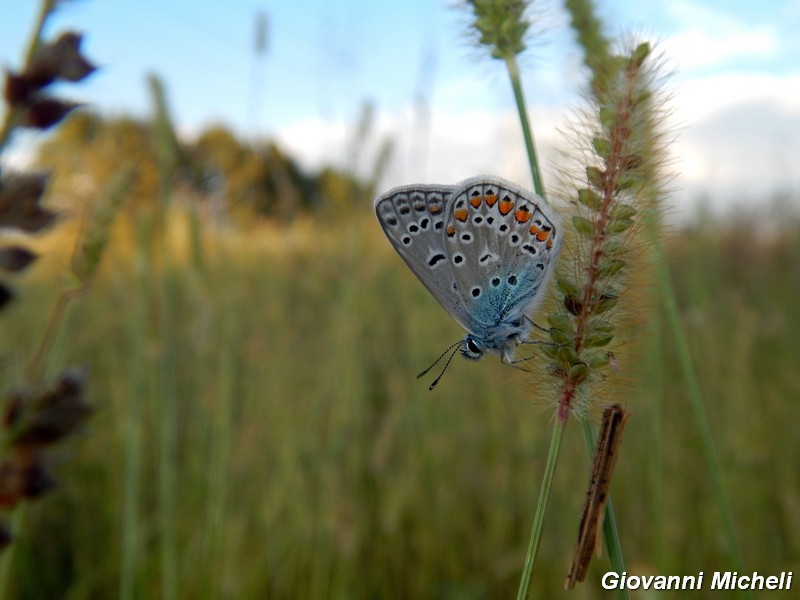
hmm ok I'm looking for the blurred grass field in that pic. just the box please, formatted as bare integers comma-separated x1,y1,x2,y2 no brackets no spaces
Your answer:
1,200,798,598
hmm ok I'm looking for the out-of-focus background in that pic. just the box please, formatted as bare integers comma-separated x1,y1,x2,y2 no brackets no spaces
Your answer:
0,0,798,598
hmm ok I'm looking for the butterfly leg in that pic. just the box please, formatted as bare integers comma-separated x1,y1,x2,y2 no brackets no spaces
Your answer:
523,314,549,334
499,346,539,370
519,315,559,348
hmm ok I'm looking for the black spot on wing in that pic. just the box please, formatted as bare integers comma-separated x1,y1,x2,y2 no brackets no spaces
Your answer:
427,253,446,267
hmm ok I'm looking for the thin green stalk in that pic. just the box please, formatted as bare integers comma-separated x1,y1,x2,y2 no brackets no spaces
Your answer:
151,73,179,599
119,211,152,600
516,417,565,600
655,238,749,596
581,418,629,600
158,253,178,600
206,289,237,593
504,55,545,197
645,310,666,567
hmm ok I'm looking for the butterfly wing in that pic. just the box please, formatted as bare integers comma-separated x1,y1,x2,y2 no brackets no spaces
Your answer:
374,184,474,331
443,176,562,331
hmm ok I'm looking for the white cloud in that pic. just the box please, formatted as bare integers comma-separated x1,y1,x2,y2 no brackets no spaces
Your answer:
662,1,779,71
275,117,350,171
274,104,568,189
671,96,800,200
674,72,800,124
666,71,800,203
275,78,800,221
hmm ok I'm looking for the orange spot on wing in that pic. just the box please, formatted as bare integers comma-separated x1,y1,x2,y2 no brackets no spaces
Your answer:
430,204,442,214
446,225,456,237
536,230,550,242
485,193,498,207
514,207,532,223
546,238,553,249
530,225,541,236
469,195,482,208
454,208,468,222
498,200,514,215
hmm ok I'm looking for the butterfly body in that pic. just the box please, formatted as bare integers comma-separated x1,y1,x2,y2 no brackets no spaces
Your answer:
375,175,561,366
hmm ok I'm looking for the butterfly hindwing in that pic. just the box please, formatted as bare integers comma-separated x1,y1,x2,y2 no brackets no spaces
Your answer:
444,176,561,331
374,184,473,330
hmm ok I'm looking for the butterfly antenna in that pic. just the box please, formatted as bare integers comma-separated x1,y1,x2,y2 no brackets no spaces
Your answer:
417,340,462,379
425,342,463,391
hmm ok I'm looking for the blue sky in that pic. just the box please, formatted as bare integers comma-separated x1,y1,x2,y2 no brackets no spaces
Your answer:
2,0,798,216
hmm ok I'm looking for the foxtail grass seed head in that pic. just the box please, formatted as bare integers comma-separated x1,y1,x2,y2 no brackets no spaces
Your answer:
466,0,531,60
546,41,665,421
71,166,131,284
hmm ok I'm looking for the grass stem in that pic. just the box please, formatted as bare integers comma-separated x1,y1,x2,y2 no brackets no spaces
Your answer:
504,55,545,197
119,211,152,600
654,238,750,598
516,417,565,600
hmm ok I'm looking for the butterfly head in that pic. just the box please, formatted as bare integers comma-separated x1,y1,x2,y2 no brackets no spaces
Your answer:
460,334,484,360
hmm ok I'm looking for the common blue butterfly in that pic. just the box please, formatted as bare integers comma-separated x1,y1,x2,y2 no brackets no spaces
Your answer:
375,176,561,386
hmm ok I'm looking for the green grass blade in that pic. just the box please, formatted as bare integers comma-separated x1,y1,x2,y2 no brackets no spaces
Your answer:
516,417,565,600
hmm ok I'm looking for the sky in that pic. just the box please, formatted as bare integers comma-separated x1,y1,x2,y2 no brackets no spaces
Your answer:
1,0,798,218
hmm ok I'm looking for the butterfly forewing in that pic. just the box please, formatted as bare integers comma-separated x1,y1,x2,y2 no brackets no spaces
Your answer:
374,184,473,330
444,176,561,329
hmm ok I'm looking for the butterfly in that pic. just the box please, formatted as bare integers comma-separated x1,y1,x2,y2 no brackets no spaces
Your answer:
375,175,562,388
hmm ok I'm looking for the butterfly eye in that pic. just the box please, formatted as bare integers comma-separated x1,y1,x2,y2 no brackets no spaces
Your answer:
466,337,482,355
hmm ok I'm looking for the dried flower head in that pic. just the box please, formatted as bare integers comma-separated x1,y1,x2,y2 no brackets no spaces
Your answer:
0,367,92,543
